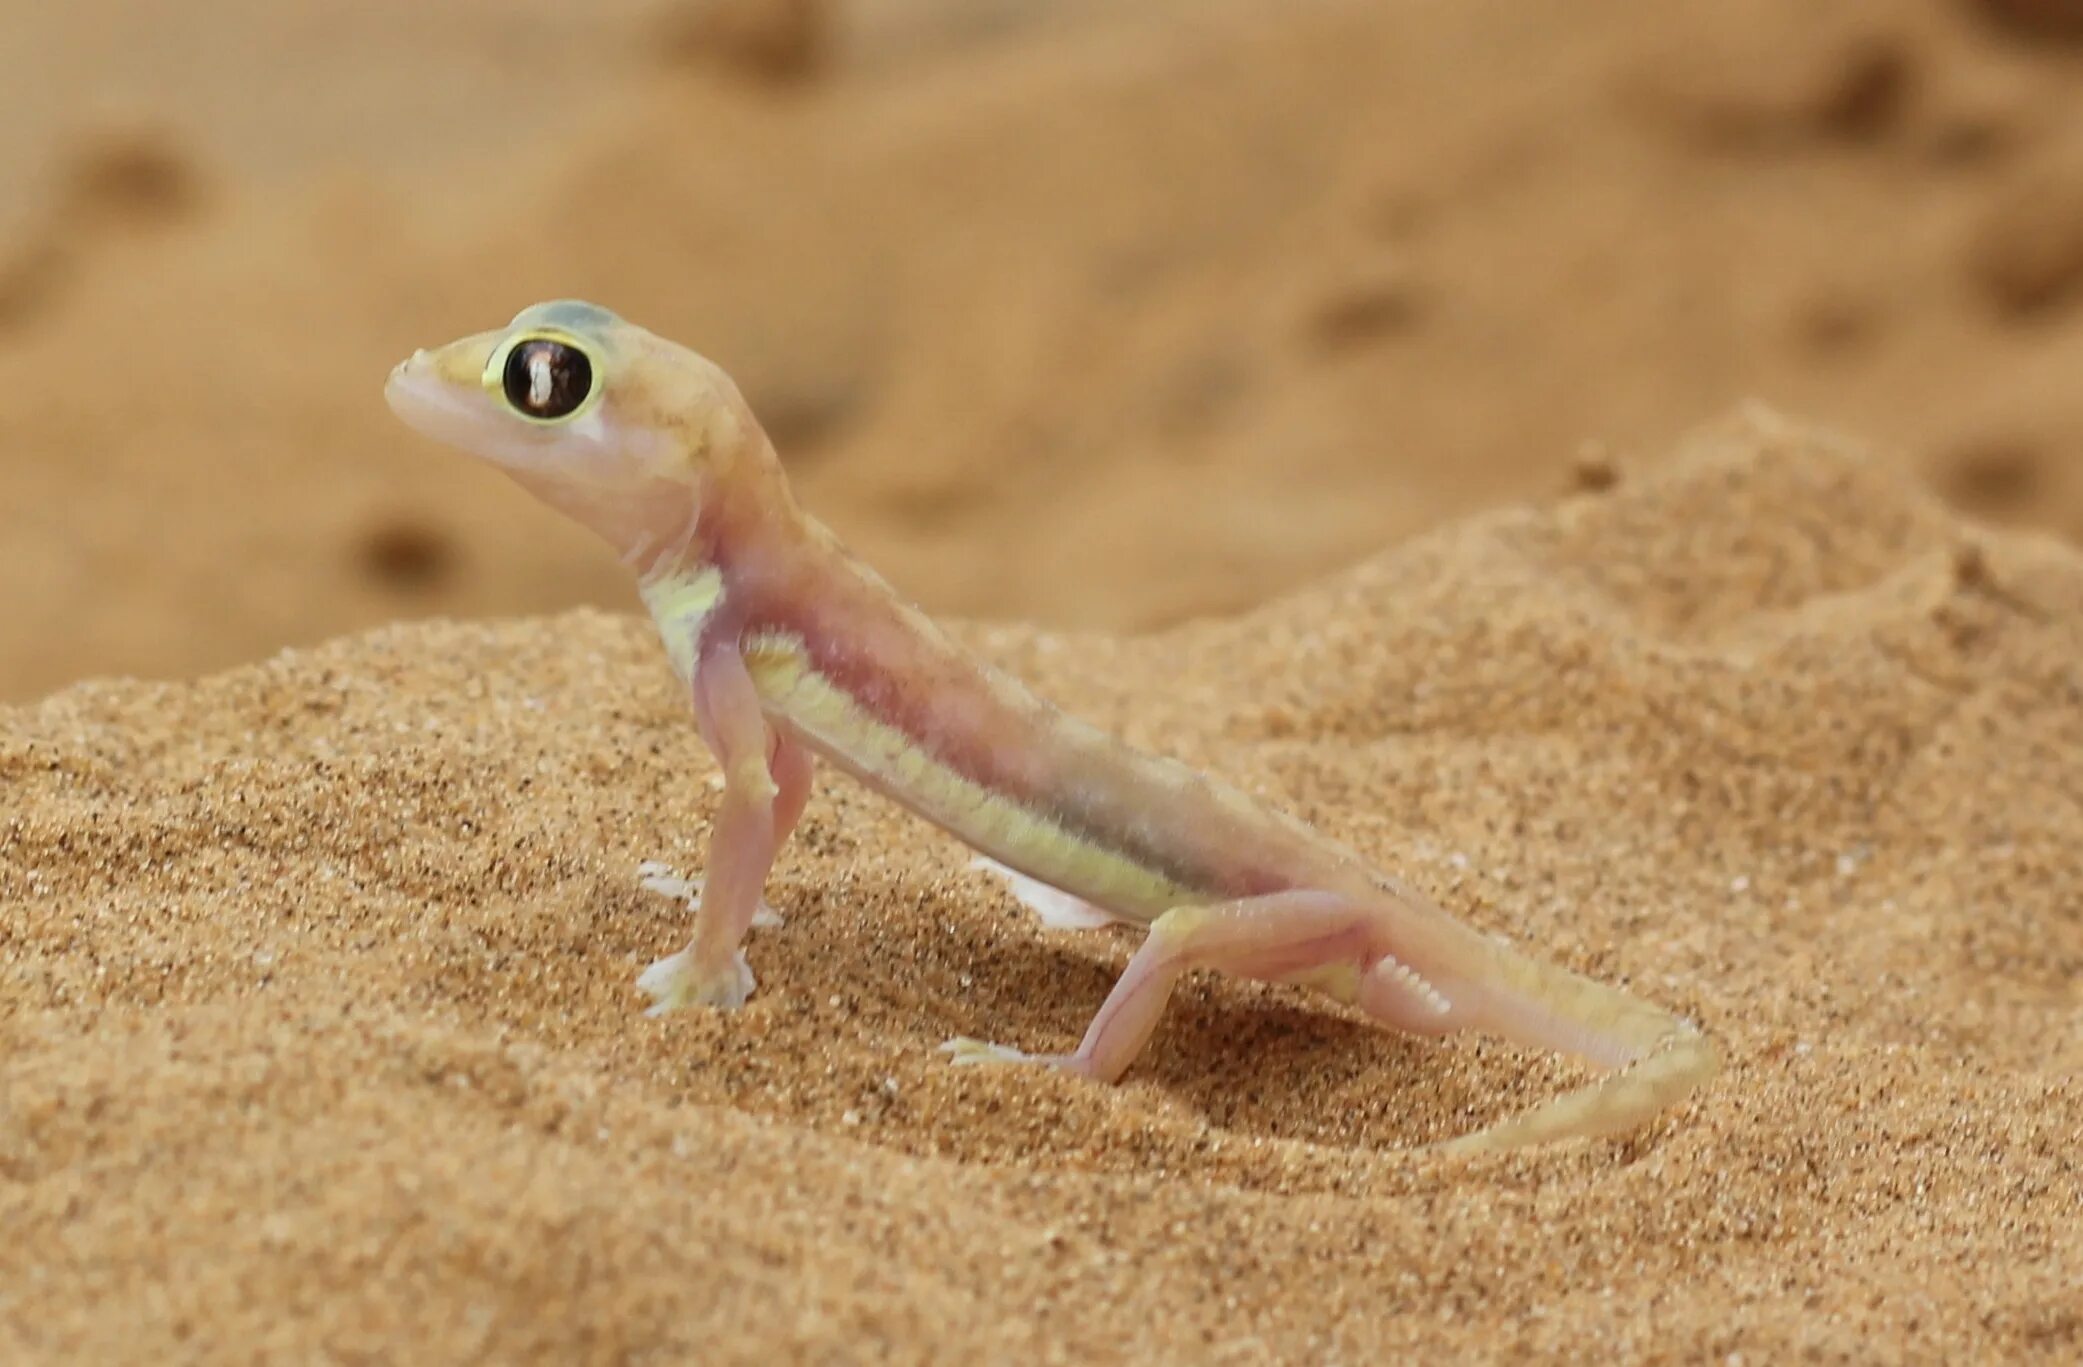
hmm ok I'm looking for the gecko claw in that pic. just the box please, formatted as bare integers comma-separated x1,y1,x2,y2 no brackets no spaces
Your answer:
638,948,756,1014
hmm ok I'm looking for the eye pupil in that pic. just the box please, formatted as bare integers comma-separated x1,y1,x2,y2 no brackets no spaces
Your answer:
501,338,592,420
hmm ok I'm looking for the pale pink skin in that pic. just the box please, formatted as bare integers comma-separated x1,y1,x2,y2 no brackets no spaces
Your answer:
386,301,1716,1154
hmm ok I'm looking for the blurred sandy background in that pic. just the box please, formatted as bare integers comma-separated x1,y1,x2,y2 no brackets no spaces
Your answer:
4,3,2083,1363
4,0,2083,701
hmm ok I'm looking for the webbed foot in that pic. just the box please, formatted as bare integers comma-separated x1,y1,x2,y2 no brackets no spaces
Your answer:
939,1037,1085,1073
638,948,756,1015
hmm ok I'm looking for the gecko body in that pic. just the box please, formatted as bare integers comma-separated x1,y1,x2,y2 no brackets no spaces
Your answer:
386,300,1716,1154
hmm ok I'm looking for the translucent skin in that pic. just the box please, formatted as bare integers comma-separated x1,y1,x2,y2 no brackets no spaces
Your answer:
387,301,1716,1154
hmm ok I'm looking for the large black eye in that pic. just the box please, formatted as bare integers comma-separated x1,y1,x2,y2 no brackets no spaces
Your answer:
501,337,594,421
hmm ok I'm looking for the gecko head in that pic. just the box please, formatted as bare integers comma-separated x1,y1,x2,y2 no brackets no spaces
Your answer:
386,300,755,560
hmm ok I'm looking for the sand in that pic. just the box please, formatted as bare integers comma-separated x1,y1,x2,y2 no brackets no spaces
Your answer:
4,0,2083,1360
4,411,2080,1360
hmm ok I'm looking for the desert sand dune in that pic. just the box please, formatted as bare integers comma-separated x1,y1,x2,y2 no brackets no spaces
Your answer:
4,412,2077,1360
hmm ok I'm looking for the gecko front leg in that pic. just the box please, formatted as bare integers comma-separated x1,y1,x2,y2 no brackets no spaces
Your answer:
638,641,809,1014
639,726,812,927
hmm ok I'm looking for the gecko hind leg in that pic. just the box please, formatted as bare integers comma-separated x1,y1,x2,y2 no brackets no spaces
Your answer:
944,882,1717,1155
1353,888,1719,1155
943,890,1380,1080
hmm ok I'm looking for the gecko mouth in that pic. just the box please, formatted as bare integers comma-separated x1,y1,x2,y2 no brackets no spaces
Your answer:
384,356,539,470
385,355,467,427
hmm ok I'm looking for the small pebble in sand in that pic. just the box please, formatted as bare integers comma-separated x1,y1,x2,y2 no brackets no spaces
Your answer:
1964,0,2083,42
354,518,458,593
1304,256,1426,352
654,0,833,85
1964,162,2083,317
1940,437,2045,518
60,118,210,227
1635,27,1918,151
1570,444,1622,494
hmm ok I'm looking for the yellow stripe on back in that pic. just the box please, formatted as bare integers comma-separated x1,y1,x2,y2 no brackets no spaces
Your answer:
741,630,1189,921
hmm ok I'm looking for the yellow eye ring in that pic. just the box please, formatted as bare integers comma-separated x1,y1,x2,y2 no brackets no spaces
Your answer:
484,330,602,424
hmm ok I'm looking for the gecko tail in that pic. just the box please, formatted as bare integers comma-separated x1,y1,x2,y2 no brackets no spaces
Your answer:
1375,902,1718,1155
1430,1018,1717,1156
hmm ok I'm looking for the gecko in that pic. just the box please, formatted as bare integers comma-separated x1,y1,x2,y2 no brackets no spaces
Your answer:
384,300,1716,1155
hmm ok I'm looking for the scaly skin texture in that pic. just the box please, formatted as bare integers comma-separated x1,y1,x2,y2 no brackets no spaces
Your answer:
386,301,1717,1154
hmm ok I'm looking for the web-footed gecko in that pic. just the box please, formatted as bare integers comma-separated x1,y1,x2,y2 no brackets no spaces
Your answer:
385,300,1715,1154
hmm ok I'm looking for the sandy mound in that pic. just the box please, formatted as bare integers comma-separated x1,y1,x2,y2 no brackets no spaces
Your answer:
3,411,2077,1360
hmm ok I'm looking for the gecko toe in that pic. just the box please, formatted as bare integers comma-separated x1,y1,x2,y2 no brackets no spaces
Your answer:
636,861,698,902
940,1037,1050,1067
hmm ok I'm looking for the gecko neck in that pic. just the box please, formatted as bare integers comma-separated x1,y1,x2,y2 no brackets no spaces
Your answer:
632,467,813,682
623,490,710,583
637,552,725,683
